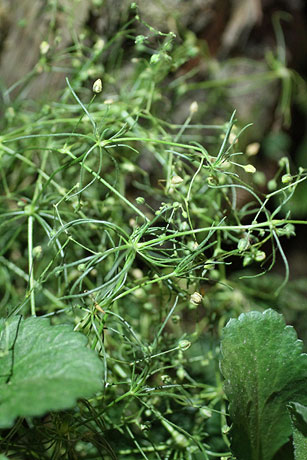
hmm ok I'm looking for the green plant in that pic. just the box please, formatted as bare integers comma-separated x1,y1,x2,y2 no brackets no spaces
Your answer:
0,316,103,428
0,5,307,459
220,309,307,460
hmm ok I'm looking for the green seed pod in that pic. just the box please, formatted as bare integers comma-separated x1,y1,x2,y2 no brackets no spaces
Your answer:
277,223,295,238
77,264,86,272
178,340,191,351
254,250,266,262
268,179,277,191
243,254,253,267
281,173,292,184
238,237,250,252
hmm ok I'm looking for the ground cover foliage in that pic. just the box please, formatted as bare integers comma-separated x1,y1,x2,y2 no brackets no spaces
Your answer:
1,3,307,459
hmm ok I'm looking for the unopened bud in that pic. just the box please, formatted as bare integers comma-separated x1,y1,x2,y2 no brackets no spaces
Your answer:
94,38,105,51
171,175,184,185
268,179,277,191
132,268,143,279
246,142,260,156
189,101,198,114
93,78,102,93
40,41,50,55
281,174,292,184
278,156,289,168
243,164,256,174
33,245,42,259
254,250,266,262
190,292,203,305
238,237,250,252
229,131,238,144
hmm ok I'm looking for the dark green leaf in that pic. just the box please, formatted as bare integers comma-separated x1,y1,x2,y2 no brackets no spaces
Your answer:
0,316,104,428
220,309,307,460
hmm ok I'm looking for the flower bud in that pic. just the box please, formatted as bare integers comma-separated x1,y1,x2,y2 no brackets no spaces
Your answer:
40,41,50,55
268,179,277,191
189,101,198,114
246,142,260,156
190,292,203,305
254,250,266,262
281,174,292,184
33,246,42,259
93,78,102,93
243,164,256,174
238,237,250,252
171,175,184,185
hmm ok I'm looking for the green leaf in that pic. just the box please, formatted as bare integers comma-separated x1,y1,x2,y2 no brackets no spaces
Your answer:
0,316,104,428
220,309,307,460
289,402,307,460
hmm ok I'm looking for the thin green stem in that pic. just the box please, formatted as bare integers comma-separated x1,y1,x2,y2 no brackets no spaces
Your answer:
65,150,149,221
137,220,285,250
28,215,36,316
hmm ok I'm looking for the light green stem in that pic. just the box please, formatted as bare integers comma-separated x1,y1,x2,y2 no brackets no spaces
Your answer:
28,215,36,316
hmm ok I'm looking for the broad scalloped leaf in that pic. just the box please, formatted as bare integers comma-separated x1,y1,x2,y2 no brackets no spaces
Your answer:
0,316,104,428
220,309,307,460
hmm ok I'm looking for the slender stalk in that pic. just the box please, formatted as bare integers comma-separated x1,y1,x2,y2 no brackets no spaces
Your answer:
28,215,36,316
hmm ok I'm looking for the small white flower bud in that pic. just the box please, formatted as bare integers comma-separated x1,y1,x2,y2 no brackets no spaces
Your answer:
190,292,203,305
94,38,105,51
254,250,266,262
93,78,102,94
171,175,184,185
246,142,260,156
189,101,198,114
229,132,238,144
243,164,256,174
132,268,143,279
33,245,42,259
40,41,50,55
